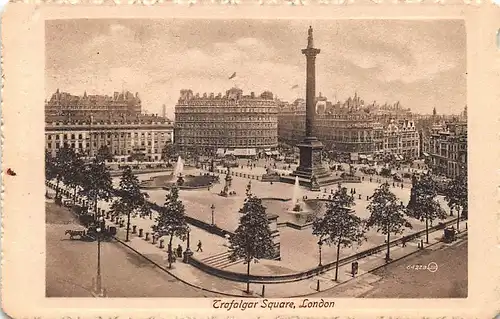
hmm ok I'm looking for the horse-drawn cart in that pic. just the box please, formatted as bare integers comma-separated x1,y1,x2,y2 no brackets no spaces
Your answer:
85,225,117,242
65,222,116,242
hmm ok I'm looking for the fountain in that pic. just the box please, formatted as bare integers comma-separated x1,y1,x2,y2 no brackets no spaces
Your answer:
139,155,215,190
291,176,301,211
172,156,184,181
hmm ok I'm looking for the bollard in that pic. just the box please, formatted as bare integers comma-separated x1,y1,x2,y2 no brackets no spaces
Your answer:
145,232,150,241
159,239,165,249
358,194,361,199
261,285,265,297
465,222,468,230
139,228,144,237
132,225,137,234
366,196,369,201
420,239,424,249
152,236,157,245
316,279,320,291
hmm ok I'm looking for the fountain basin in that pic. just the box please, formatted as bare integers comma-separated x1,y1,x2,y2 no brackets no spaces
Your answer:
140,174,218,190
261,198,325,230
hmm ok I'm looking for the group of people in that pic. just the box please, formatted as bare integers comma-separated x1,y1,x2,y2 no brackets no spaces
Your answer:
169,240,204,262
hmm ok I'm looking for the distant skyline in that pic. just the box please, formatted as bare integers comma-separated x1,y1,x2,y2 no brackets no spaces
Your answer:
46,19,466,119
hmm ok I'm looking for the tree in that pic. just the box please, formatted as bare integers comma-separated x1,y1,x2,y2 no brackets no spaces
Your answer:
161,142,176,161
153,187,189,269
80,157,113,219
45,150,57,181
97,145,113,162
366,182,412,261
312,185,366,281
228,194,275,294
65,154,85,202
45,150,57,197
52,144,77,201
407,173,446,243
110,166,151,241
444,169,468,232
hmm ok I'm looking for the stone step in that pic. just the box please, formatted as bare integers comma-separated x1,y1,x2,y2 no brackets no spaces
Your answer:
200,251,231,263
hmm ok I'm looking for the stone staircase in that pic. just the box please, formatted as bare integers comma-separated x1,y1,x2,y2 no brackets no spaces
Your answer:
200,251,244,269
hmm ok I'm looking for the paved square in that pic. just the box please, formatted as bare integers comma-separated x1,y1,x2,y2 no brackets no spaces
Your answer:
109,167,454,275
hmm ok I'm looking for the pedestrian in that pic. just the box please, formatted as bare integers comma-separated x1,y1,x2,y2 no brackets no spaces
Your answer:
196,240,203,252
402,237,407,247
176,244,183,257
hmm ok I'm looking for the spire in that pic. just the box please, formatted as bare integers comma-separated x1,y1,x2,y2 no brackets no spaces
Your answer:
433,107,437,117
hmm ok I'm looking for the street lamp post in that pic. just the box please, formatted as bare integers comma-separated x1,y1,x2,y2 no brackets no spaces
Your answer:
210,204,215,226
183,230,193,263
318,239,323,267
94,217,105,297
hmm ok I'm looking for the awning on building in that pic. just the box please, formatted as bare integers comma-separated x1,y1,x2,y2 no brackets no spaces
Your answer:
359,155,367,159
265,151,272,156
234,148,256,156
423,152,429,157
366,155,373,161
225,150,235,156
216,148,225,156
271,151,280,155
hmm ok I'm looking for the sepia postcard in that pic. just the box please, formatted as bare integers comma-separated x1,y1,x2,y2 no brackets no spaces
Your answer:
1,2,500,319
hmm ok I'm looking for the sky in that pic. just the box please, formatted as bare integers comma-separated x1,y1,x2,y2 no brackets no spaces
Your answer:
46,19,466,119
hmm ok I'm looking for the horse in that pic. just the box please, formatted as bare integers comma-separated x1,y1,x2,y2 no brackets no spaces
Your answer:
65,230,86,240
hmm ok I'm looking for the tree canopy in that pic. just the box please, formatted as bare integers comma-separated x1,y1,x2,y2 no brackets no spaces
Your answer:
366,182,412,235
80,157,113,215
407,173,446,242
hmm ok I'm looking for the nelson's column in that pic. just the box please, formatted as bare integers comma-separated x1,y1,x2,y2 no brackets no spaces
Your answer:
291,26,334,188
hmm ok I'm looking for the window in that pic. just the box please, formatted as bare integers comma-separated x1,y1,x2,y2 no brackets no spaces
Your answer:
48,135,52,140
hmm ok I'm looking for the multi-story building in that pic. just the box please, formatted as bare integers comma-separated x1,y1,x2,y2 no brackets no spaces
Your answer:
278,97,420,161
46,89,142,117
45,115,174,162
174,88,278,156
425,121,467,178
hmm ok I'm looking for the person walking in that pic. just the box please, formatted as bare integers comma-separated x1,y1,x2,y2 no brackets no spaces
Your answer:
176,244,183,257
196,240,203,252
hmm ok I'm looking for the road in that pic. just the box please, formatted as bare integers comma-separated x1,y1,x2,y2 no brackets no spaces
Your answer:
46,200,219,297
314,238,467,298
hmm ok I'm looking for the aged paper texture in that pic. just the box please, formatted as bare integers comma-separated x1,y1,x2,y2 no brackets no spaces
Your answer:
1,2,500,318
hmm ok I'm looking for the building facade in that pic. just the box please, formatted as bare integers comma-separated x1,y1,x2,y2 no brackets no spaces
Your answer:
425,121,467,178
45,115,174,162
174,88,278,156
46,89,142,117
382,119,420,159
278,103,420,161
